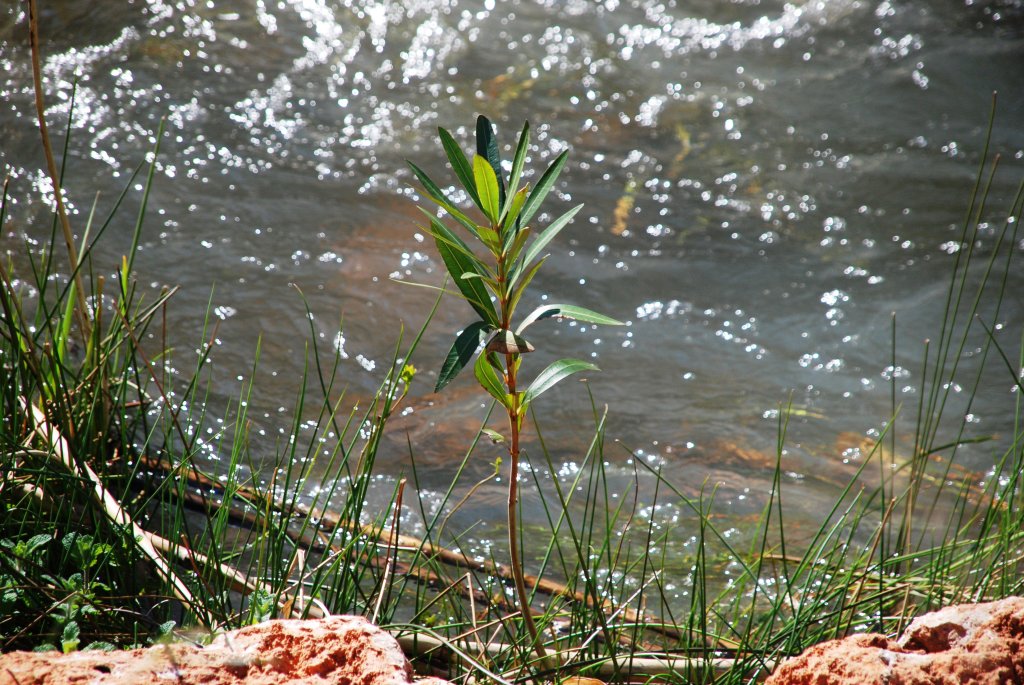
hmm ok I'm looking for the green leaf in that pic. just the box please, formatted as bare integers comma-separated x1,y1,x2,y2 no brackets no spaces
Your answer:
507,120,530,200
516,303,624,335
419,211,491,276
474,351,509,407
436,321,491,392
434,236,500,326
61,622,81,653
438,127,482,210
23,534,52,557
476,224,502,252
407,161,483,240
82,642,117,652
522,358,598,407
511,203,583,285
500,186,529,237
507,256,547,316
476,115,506,209
473,154,500,224
485,328,535,354
459,269,500,292
503,225,531,263
482,428,505,444
518,149,568,229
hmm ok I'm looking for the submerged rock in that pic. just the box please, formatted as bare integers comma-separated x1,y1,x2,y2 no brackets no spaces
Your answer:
0,615,452,685
767,597,1024,685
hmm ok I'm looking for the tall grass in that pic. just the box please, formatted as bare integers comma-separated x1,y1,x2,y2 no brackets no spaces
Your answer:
2,10,1023,682
0,8,417,648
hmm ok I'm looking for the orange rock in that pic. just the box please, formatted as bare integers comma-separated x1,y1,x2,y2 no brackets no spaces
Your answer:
767,597,1024,685
0,615,452,685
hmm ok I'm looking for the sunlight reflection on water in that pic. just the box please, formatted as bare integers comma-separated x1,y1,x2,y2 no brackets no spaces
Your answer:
1,0,1022,558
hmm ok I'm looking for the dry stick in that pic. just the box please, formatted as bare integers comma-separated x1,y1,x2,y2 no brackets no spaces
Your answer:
138,453,682,641
136,458,763,678
394,632,760,681
26,403,206,623
141,460,507,614
27,0,91,342
24,404,328,626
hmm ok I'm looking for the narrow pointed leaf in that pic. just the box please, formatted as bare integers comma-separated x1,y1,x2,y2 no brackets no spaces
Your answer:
516,303,624,335
503,225,532,263
476,115,506,209
476,223,502,252
473,154,500,224
511,203,583,284
507,121,530,200
518,149,568,228
522,358,598,406
408,161,483,239
474,351,509,407
460,271,500,290
507,255,547,316
418,208,472,253
500,186,529,236
435,236,499,326
439,127,482,210
419,210,491,276
436,321,491,392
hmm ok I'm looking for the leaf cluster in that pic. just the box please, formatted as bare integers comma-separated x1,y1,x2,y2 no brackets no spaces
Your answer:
408,116,622,416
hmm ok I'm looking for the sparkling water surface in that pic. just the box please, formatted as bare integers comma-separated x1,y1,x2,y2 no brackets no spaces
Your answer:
2,0,1023,557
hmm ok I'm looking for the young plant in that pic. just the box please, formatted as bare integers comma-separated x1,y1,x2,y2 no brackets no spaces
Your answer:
407,116,623,659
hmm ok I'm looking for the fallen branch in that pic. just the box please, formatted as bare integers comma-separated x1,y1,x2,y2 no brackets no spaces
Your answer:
23,402,326,626
27,403,203,621
138,453,682,641
394,630,772,681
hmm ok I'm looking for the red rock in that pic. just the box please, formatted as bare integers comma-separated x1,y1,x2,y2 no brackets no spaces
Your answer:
766,597,1024,685
0,615,452,685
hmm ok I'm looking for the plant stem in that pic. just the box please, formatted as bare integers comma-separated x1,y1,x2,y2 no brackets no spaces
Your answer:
497,248,548,664
504,352,549,663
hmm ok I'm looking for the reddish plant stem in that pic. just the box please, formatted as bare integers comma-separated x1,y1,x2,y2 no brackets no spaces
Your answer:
497,250,549,664
504,352,548,662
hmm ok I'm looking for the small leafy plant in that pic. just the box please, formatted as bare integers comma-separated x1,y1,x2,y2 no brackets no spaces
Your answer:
407,115,622,659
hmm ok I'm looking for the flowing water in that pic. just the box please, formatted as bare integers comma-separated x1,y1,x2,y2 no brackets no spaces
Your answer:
2,1,1023,557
